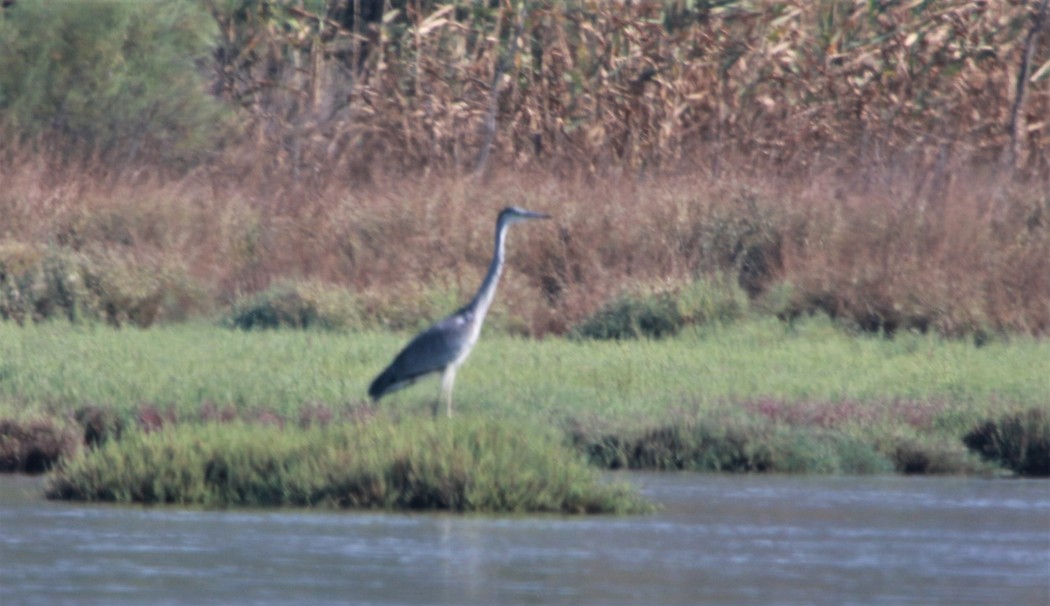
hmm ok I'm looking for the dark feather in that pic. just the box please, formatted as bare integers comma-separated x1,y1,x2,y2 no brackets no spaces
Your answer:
368,310,472,401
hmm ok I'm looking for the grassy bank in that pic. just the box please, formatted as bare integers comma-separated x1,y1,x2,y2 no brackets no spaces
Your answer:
2,319,1047,487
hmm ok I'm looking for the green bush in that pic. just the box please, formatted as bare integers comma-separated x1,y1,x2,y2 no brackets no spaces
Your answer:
695,190,784,298
880,435,989,475
963,408,1050,476
0,245,91,324
571,291,682,340
45,418,653,514
675,275,749,326
571,276,747,340
224,281,360,331
74,405,126,448
0,0,225,167
0,246,201,327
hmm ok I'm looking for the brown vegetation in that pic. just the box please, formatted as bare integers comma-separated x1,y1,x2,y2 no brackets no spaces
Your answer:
2,154,1046,338
200,0,1050,177
1,1,1048,337
0,417,81,474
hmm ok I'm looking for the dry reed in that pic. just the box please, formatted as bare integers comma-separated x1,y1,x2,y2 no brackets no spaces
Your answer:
2,1,1048,336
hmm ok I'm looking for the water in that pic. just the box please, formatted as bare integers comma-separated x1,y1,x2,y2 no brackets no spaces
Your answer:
2,473,1048,606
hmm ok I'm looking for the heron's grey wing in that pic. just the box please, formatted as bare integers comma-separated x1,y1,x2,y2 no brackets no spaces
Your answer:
368,309,474,400
391,311,472,377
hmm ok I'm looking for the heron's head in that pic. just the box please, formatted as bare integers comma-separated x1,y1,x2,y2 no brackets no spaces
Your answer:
499,206,551,226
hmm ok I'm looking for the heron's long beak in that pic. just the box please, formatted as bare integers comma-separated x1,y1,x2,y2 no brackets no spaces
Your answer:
526,210,552,220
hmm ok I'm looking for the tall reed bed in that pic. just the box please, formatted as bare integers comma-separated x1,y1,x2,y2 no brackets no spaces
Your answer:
200,0,1049,176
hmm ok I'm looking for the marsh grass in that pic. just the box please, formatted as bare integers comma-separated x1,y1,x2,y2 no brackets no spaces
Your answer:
2,319,1046,479
3,318,1044,423
569,415,890,474
45,417,652,514
568,407,996,476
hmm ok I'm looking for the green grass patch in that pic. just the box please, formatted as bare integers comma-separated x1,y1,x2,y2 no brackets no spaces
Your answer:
45,417,651,514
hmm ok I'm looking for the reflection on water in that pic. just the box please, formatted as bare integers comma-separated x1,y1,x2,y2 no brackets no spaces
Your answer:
2,473,1048,605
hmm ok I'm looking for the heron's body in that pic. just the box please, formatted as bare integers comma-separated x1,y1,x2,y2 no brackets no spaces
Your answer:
368,207,550,416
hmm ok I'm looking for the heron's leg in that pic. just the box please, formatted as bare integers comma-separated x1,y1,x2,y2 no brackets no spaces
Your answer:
440,366,457,418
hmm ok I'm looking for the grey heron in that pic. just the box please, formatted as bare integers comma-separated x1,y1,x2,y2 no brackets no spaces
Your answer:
368,206,551,417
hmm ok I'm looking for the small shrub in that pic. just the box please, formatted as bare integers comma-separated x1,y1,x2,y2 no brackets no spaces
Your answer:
963,408,1050,476
571,277,746,340
697,190,784,297
73,405,126,447
0,246,202,327
0,417,81,474
0,247,95,324
571,291,682,340
675,274,749,326
881,436,987,475
225,281,359,331
630,422,755,472
757,280,806,322
88,251,188,327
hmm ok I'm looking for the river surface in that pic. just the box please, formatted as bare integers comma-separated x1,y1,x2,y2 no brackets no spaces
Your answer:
1,473,1047,605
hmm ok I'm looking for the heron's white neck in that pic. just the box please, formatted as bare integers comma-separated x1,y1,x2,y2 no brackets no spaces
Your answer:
468,216,512,320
